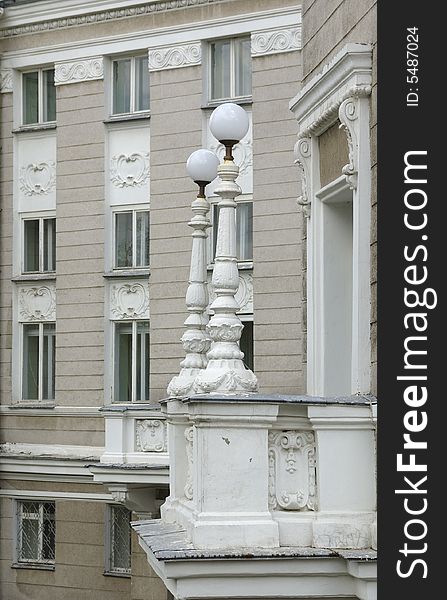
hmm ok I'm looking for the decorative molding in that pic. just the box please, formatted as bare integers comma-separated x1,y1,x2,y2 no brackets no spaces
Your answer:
251,26,301,56
208,138,252,181
268,430,317,512
54,57,103,85
290,44,372,138
208,271,253,315
110,281,149,320
184,426,194,501
0,0,229,38
18,285,56,322
149,42,201,71
110,152,150,188
0,68,12,93
135,420,166,452
294,137,312,217
338,96,359,189
19,162,56,197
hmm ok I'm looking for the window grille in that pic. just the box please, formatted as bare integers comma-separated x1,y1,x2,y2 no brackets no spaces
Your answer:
17,501,55,564
109,505,131,574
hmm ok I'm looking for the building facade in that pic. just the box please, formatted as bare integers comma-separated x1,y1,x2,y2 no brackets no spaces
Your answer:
0,1,376,599
1,1,302,598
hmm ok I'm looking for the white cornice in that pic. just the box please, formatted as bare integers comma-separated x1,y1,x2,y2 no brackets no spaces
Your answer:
0,442,103,459
0,6,300,69
289,43,372,137
0,405,101,417
0,0,229,36
0,489,113,502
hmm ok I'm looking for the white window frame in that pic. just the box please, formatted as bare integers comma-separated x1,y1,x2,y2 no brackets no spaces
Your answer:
112,207,150,271
208,196,253,267
15,500,56,566
290,45,372,396
104,504,132,576
21,67,56,126
21,321,56,402
110,54,150,116
21,214,56,274
207,36,252,103
113,319,149,403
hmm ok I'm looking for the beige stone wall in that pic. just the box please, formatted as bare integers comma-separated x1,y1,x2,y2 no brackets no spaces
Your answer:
56,80,106,408
0,414,104,446
0,487,167,600
149,65,202,402
252,51,304,394
0,92,13,406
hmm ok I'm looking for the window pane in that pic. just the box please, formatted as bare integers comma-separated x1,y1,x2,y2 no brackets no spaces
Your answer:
136,322,149,402
240,320,254,371
234,37,252,97
210,40,231,100
111,506,131,572
43,324,55,401
42,503,55,561
212,204,220,261
114,323,132,402
115,212,133,268
42,69,56,122
21,516,39,561
113,59,131,114
135,56,149,111
236,202,253,261
23,324,39,400
136,211,149,267
24,219,40,272
23,72,39,125
43,218,56,272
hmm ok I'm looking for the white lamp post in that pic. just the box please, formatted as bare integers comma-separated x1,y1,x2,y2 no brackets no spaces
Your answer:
167,149,219,397
194,103,258,394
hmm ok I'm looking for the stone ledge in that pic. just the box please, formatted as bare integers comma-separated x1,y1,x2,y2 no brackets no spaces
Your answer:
162,393,377,406
132,519,377,562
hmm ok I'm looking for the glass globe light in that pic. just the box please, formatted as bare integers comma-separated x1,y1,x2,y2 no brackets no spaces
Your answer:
186,149,220,184
209,102,249,144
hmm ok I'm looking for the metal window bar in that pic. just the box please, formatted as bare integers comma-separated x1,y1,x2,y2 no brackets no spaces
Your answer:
110,505,131,574
17,501,55,564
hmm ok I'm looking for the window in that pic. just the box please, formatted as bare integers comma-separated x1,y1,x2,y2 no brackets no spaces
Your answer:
212,201,252,262
106,505,131,575
114,321,149,402
23,217,56,273
22,323,55,401
112,55,149,115
114,210,149,269
22,69,56,125
240,319,254,371
209,37,251,101
16,501,55,565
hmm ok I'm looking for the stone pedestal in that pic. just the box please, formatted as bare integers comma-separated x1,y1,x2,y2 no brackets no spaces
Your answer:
161,397,280,549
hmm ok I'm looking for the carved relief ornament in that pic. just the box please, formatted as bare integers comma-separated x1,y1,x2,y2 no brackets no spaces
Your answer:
18,285,56,322
251,26,301,56
19,162,56,197
136,420,166,452
110,152,150,188
55,58,104,85
268,430,317,511
149,43,201,71
294,137,312,217
110,282,149,320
